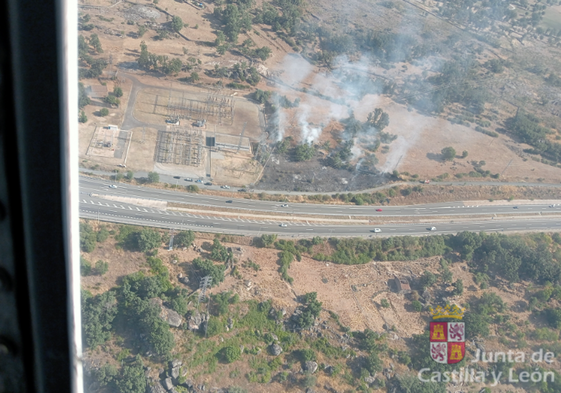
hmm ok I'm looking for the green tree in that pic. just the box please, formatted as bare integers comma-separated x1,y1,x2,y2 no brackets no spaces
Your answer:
381,298,390,308
545,308,561,329
294,143,315,161
166,58,182,75
222,345,241,363
190,258,226,287
104,95,120,106
147,171,159,183
137,25,147,37
95,260,109,275
420,270,437,289
174,230,195,248
260,234,277,247
94,364,118,389
136,229,161,252
254,46,272,60
187,185,199,192
79,82,90,109
82,290,117,349
89,33,103,53
210,238,230,262
116,357,146,393
411,300,423,312
126,170,134,180
113,86,123,97
212,291,232,315
190,72,200,82
441,268,453,284
461,150,468,158
464,312,489,338
79,110,88,123
78,34,89,57
81,256,92,276
364,351,383,374
171,15,184,32
80,222,97,252
253,89,271,104
294,292,322,329
452,279,464,296
214,44,226,55
441,147,456,161
99,108,109,117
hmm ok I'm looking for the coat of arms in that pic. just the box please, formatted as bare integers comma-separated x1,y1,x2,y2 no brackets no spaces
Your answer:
429,305,466,364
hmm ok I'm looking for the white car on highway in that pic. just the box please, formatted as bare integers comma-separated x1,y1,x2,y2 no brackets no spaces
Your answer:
428,227,437,231
371,228,382,233
221,185,230,189
109,185,117,189
279,223,288,227
280,204,289,207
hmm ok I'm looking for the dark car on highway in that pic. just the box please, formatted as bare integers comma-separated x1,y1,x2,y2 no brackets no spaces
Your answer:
204,182,213,186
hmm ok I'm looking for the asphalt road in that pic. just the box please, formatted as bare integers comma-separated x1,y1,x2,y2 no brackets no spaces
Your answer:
80,198,561,237
80,177,561,218
80,177,561,236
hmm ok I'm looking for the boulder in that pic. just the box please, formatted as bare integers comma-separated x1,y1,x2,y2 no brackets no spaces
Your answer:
162,377,174,390
364,375,377,385
148,383,167,393
270,333,279,342
180,380,193,389
304,361,318,374
169,360,182,369
171,366,180,379
269,343,283,356
188,310,203,331
150,298,183,328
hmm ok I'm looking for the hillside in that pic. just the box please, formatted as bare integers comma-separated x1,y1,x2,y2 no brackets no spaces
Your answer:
81,221,561,392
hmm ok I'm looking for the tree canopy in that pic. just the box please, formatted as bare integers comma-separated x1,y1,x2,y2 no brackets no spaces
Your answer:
189,258,226,287
82,290,118,349
441,147,456,161
171,15,184,33
174,230,195,248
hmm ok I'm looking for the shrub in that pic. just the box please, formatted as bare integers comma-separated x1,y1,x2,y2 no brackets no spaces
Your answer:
95,260,109,275
222,345,241,363
441,147,456,161
381,299,390,308
147,172,159,183
99,108,109,117
411,300,423,312
79,111,88,123
81,256,92,276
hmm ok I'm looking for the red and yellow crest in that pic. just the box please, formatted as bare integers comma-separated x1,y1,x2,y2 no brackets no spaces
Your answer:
429,305,466,364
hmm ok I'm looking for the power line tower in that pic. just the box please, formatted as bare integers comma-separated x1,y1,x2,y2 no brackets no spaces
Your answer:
237,122,247,153
198,275,212,304
168,229,175,251
198,275,212,337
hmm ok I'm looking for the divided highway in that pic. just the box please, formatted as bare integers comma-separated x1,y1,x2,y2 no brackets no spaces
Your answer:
80,177,561,236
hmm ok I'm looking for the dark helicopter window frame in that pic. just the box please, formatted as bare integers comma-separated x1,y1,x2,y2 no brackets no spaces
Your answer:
3,0,81,391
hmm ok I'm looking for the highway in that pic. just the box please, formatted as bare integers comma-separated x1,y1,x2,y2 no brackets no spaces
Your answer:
80,177,561,236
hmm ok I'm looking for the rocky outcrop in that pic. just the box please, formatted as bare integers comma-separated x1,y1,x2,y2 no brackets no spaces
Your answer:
187,310,208,331
149,298,183,328
269,343,283,356
304,361,318,374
